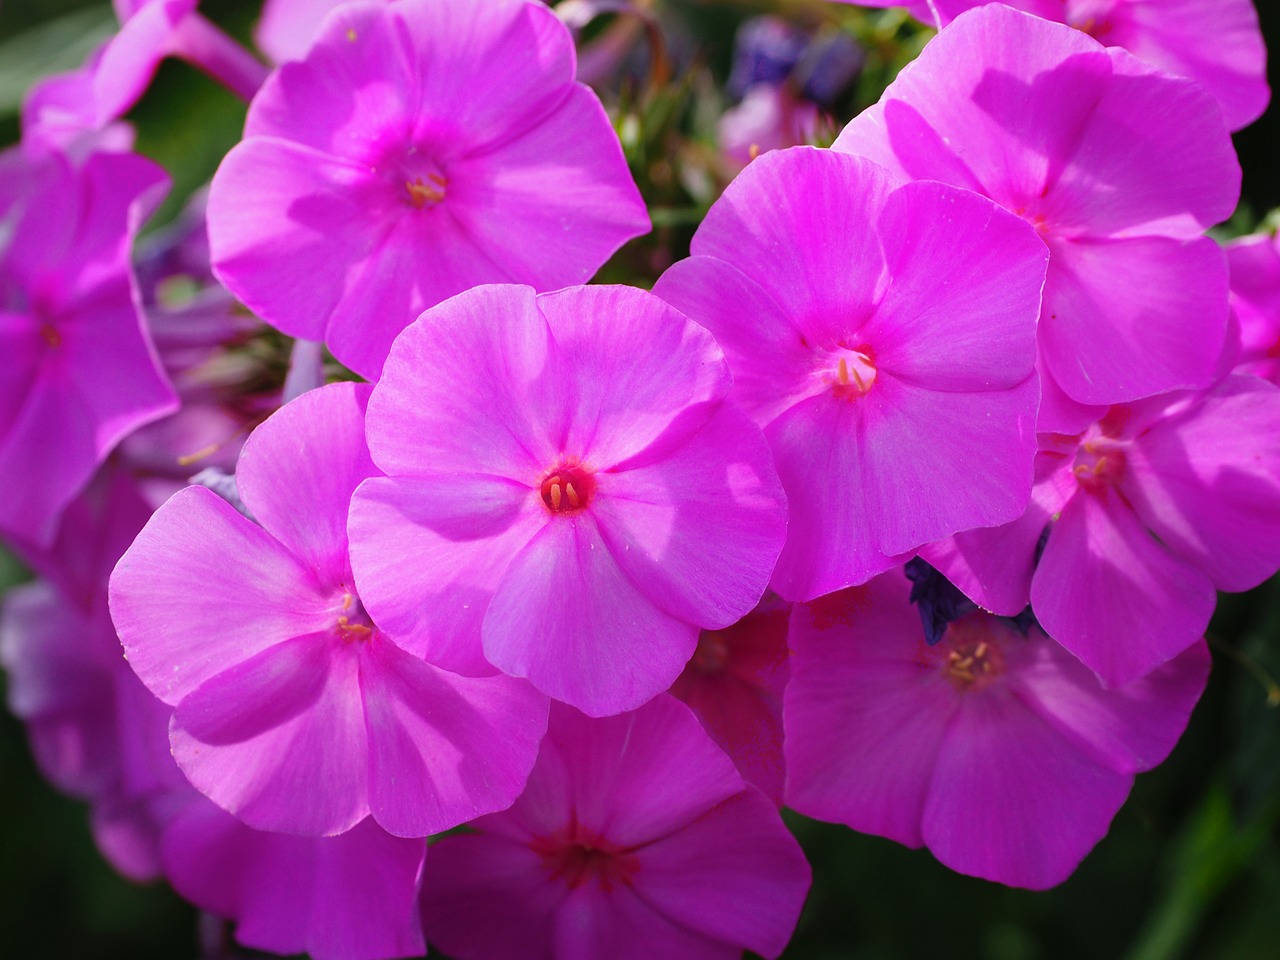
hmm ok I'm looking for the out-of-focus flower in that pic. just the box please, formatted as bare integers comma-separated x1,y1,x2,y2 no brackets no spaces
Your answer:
1225,232,1280,385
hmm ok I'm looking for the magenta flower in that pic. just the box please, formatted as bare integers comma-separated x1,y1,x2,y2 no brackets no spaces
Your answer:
668,595,791,804
927,375,1280,686
164,798,427,960
835,4,1239,406
208,0,650,379
110,382,549,837
841,0,1267,131
421,696,810,960
0,144,176,547
784,570,1210,889
654,147,1044,600
1225,232,1280,385
348,283,787,718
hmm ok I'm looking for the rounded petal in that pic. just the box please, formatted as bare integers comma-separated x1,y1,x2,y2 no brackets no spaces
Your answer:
1031,488,1217,687
110,485,332,704
360,638,548,837
482,517,696,716
592,404,786,629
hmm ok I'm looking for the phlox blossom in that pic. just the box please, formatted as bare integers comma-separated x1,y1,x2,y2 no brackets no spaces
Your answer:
926,375,1280,686
0,144,176,547
421,696,811,960
841,0,1268,130
349,283,787,718
654,147,1044,600
784,569,1210,889
209,0,650,378
110,382,548,838
835,4,1239,406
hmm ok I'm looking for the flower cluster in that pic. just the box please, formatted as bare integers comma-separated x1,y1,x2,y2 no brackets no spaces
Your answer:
1,1,1276,958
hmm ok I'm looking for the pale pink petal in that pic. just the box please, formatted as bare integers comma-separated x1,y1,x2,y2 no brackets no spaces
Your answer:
1031,488,1217,687
863,178,1045,390
207,138,389,345
535,285,729,469
482,519,697,716
233,382,376,588
348,475,545,675
360,637,547,837
255,0,348,64
592,405,785,629
1039,233,1228,404
170,633,370,836
365,284,565,480
110,485,332,704
684,147,895,345
861,375,1039,556
1122,376,1280,591
446,86,649,289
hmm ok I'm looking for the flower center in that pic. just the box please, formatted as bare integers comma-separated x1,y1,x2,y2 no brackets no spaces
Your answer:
334,592,375,644
829,347,876,400
394,149,447,209
1072,439,1127,491
691,629,731,673
39,322,61,348
539,462,595,515
530,826,639,892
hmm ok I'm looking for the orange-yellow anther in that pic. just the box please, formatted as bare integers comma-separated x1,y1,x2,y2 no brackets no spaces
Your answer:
336,615,373,643
830,348,876,400
566,482,580,509
405,173,446,208
945,639,1003,690
549,481,562,511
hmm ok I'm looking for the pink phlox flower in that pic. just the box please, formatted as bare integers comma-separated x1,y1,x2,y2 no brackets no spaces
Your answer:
654,147,1044,601
668,594,791,804
420,696,811,960
926,374,1280,686
783,569,1210,889
834,4,1239,406
838,0,1267,131
348,283,787,718
208,0,651,379
0,143,177,548
110,381,549,838
1225,232,1280,386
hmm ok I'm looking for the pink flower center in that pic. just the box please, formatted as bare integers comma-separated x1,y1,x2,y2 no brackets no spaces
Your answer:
39,322,61,348
1066,0,1117,39
395,150,448,209
1072,439,1128,491
828,347,877,400
334,592,375,644
530,825,640,892
691,629,731,673
539,462,595,514
940,616,1008,691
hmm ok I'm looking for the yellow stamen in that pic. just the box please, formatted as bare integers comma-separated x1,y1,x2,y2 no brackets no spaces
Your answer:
550,482,562,511
566,482,580,509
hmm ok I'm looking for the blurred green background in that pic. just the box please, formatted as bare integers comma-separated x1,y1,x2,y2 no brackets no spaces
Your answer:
2,1,1279,958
